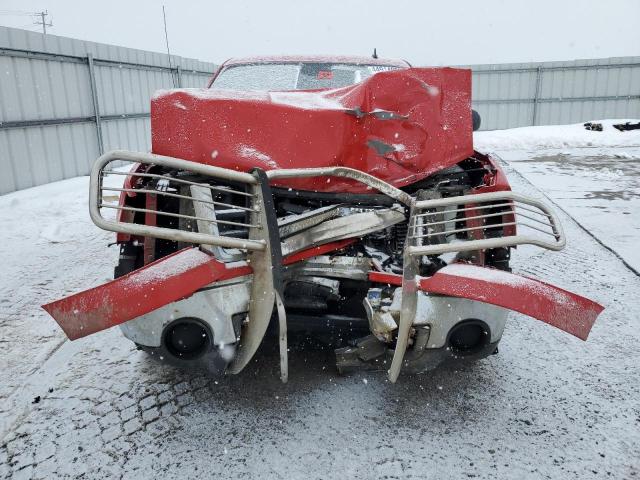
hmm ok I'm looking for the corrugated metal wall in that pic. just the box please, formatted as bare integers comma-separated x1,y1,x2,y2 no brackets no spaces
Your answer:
467,57,640,130
0,26,216,194
2,25,639,194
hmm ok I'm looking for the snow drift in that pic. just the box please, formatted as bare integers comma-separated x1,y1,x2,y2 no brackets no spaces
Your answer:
474,119,640,151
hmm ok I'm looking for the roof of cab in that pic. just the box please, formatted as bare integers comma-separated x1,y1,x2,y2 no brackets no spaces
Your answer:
220,55,411,68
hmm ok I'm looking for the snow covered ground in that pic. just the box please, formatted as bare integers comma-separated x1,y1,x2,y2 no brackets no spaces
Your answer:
476,120,640,272
475,119,640,152
1,125,639,478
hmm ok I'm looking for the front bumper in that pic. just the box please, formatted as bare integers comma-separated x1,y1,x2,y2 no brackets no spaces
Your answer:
43,150,603,383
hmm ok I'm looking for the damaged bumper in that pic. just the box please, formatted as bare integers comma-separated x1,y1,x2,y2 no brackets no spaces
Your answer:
43,150,603,383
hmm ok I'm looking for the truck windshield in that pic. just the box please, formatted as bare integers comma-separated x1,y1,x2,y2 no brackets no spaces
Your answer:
211,62,401,91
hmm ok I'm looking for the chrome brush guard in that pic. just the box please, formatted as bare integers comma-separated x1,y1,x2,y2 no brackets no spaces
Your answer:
406,191,565,256
91,150,284,379
387,190,565,382
90,150,566,383
90,150,266,251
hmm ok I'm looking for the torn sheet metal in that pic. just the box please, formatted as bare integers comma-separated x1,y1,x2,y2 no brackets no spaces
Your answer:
418,263,603,340
420,264,604,340
369,265,603,341
43,248,251,340
285,255,371,281
151,68,473,193
44,239,359,342
278,204,342,239
281,206,405,256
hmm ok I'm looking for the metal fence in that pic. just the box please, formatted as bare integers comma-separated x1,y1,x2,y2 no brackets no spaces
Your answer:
467,57,640,130
2,25,639,194
0,26,216,194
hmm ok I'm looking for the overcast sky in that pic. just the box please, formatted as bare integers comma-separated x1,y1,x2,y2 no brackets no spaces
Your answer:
1,0,639,65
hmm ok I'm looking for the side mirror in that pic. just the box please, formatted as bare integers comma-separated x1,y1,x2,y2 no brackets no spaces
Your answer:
472,109,481,131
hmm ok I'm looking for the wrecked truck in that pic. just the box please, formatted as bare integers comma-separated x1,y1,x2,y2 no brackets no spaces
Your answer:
43,55,603,383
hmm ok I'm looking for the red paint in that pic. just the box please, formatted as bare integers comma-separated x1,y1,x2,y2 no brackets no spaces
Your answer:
368,271,402,286
368,265,603,340
115,162,149,244
418,265,603,340
463,203,486,265
282,239,356,265
43,248,251,340
45,245,602,341
152,68,472,194
44,240,358,340
469,152,516,237
471,152,512,194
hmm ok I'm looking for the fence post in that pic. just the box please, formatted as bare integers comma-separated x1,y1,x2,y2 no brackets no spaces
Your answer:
176,65,182,88
87,53,104,155
532,66,542,126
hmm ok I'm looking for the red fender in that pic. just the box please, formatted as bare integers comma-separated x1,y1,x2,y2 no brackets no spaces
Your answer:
42,248,251,340
369,264,603,340
43,240,357,340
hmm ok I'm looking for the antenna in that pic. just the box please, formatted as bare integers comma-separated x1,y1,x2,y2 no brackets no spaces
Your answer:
372,48,378,59
162,5,177,88
34,10,52,35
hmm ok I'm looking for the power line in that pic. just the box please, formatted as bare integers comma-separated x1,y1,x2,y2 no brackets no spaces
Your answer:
0,10,38,16
162,5,176,88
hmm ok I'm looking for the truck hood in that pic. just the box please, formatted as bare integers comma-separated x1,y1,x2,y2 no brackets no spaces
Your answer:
151,68,473,193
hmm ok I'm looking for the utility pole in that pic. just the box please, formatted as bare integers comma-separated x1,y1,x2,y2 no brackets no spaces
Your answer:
34,10,52,35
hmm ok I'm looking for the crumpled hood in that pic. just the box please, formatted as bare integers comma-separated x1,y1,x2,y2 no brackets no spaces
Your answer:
151,67,473,193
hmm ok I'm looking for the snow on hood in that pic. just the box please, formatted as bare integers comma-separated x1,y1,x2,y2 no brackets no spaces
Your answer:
153,87,345,110
150,68,474,194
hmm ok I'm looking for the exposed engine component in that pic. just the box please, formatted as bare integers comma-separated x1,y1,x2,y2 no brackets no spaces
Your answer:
284,276,340,311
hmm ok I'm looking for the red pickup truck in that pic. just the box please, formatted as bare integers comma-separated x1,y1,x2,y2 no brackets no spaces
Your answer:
44,55,602,383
